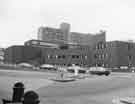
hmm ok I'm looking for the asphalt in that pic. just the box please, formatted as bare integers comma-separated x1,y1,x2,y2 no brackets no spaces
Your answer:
0,69,135,104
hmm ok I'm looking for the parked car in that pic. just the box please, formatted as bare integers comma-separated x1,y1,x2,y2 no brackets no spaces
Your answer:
18,62,33,68
67,65,86,75
88,67,111,76
40,64,57,71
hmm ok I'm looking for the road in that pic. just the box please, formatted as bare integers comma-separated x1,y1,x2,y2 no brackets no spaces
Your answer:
0,69,135,104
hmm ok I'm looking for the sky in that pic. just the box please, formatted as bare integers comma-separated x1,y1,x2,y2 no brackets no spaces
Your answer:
1,0,135,47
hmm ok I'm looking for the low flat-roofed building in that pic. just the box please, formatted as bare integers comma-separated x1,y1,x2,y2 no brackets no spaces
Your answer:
4,45,92,67
4,45,42,65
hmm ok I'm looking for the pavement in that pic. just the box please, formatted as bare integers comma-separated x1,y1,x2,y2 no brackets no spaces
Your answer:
0,69,135,104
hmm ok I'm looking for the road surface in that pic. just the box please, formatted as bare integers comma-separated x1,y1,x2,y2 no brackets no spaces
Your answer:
0,69,135,104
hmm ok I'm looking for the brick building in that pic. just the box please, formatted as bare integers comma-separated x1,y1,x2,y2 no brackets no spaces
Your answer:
105,41,135,68
4,22,106,67
4,45,92,67
4,46,42,65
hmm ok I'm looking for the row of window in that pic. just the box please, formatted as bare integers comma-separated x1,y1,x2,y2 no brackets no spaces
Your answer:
96,42,135,50
47,55,88,59
95,63,108,67
94,54,134,60
95,43,117,50
47,63,88,66
43,31,65,39
94,53,108,59
95,43,106,50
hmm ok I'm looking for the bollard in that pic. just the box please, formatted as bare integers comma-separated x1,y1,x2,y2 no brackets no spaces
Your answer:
23,91,40,104
12,82,25,102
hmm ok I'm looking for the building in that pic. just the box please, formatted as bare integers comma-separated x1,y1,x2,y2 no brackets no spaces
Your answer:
4,46,42,65
4,22,106,67
0,48,5,63
92,41,107,67
37,23,106,46
104,41,135,68
41,46,92,66
38,23,70,43
89,40,135,68
4,45,92,67
4,21,135,68
70,30,106,46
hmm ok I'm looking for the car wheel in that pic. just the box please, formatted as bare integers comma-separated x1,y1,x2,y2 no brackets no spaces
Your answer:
105,73,109,76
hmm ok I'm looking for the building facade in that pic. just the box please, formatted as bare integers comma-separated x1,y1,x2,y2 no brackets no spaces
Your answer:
4,22,106,67
41,46,92,66
70,30,106,46
105,41,135,68
37,23,106,46
4,46,42,65
38,23,70,43
4,45,92,67
0,48,5,63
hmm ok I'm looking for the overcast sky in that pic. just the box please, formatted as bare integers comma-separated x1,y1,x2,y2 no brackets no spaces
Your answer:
0,0,135,47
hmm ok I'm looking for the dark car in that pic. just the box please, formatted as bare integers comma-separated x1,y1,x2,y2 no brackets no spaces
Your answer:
88,67,111,76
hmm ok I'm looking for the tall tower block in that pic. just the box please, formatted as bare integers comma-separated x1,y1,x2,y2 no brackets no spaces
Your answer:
60,22,71,42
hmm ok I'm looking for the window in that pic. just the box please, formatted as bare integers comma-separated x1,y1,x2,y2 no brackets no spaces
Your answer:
101,44,104,49
95,46,98,50
72,55,80,59
57,55,66,59
48,55,50,59
105,53,108,58
128,55,132,60
58,56,61,59
102,54,104,59
127,44,133,50
85,55,87,59
76,55,79,58
62,55,66,59
48,55,53,59
55,55,58,59
97,42,106,49
72,55,75,58
94,54,98,59
45,31,49,34
99,54,101,59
